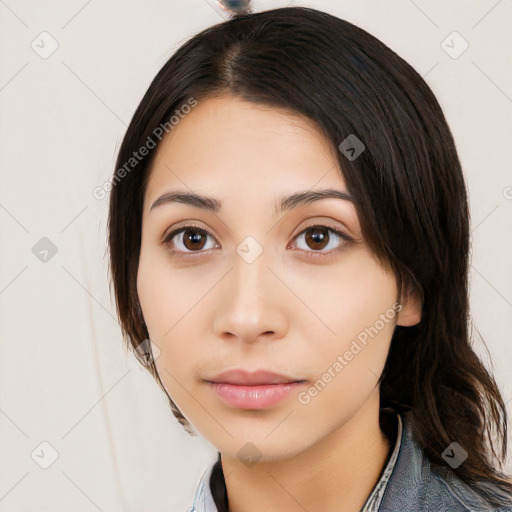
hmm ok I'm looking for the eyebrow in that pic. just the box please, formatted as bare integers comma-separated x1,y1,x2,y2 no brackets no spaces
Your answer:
149,188,354,215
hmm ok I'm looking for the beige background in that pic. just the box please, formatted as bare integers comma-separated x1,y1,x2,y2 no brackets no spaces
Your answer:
0,0,511,510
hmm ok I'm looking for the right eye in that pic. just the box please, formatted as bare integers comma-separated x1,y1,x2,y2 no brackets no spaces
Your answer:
162,224,219,257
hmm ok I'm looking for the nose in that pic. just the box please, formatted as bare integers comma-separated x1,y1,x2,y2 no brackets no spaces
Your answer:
212,248,289,345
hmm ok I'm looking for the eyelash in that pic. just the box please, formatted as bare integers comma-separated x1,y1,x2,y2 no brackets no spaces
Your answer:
162,222,353,260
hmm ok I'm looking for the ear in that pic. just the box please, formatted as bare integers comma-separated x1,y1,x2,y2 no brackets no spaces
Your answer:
396,285,422,327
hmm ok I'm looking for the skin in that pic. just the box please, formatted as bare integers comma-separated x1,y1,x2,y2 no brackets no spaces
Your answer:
137,95,422,512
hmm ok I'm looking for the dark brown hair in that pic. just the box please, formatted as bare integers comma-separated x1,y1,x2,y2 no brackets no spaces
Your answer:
107,6,512,506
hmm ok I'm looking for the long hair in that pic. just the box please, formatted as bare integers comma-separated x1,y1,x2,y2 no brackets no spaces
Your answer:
107,6,512,505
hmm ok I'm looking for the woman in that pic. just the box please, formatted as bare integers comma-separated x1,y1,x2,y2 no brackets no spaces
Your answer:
107,6,512,511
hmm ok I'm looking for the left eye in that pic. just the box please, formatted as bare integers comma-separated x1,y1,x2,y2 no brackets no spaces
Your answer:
291,224,352,255
162,224,352,257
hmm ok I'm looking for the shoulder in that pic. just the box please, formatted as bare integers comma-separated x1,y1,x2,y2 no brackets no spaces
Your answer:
379,411,512,512
429,464,512,511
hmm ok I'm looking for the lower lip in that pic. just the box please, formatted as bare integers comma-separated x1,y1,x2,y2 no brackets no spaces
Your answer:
207,381,307,409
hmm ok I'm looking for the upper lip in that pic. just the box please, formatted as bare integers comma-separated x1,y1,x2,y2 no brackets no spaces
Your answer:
205,369,305,386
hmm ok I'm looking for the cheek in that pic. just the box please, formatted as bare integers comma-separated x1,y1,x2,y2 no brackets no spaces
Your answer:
137,249,217,398
136,255,167,340
295,252,397,404
296,310,395,431
137,246,214,341
292,248,398,343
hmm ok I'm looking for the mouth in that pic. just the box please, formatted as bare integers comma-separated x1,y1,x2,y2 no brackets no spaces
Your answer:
204,368,308,409
205,368,306,386
205,381,307,409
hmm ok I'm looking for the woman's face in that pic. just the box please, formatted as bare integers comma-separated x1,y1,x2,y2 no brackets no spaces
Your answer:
137,95,420,460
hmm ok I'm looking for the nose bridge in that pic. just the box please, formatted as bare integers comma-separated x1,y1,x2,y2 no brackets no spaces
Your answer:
213,235,287,342
231,235,271,310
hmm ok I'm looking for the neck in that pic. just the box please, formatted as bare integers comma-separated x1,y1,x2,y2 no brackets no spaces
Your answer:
221,392,392,512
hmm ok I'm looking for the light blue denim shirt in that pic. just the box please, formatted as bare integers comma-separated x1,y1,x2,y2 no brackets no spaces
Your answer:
188,409,512,512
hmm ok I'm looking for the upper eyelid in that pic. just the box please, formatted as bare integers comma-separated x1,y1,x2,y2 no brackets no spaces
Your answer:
162,223,217,243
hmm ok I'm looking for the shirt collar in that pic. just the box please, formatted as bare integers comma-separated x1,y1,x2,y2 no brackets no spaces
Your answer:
360,409,403,511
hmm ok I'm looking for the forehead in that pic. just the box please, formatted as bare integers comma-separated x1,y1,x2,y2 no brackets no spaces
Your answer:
144,95,347,206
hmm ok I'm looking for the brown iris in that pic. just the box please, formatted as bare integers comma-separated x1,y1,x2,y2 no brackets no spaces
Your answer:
182,228,208,251
304,226,330,251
